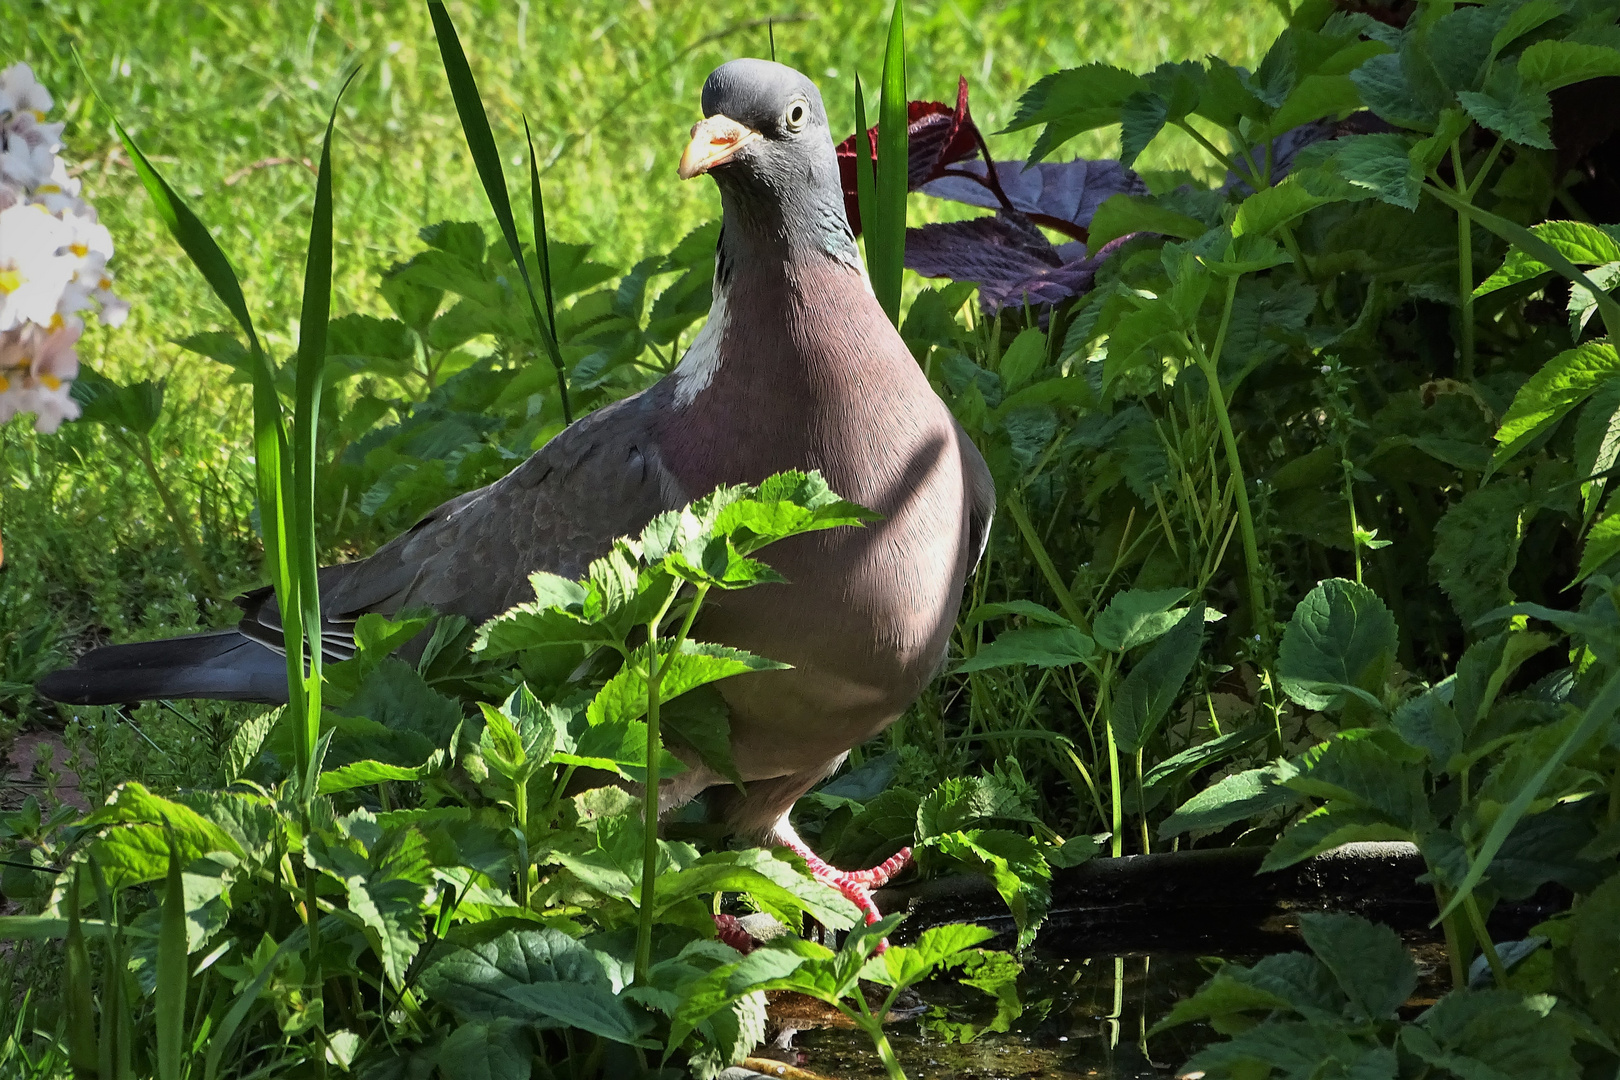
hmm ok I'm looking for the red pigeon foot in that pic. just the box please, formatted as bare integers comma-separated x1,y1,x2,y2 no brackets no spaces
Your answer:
783,838,911,947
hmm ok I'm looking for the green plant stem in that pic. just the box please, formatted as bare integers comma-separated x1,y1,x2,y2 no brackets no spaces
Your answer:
634,581,709,985
1173,119,1248,185
1343,457,1362,584
854,996,908,1080
1450,143,1477,382
1433,884,1469,991
1100,662,1123,858
1194,276,1266,638
1463,894,1508,986
1135,749,1150,855
513,778,530,910
128,431,222,597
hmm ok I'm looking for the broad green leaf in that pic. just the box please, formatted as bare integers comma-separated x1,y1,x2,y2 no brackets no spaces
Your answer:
1575,378,1620,517
420,927,618,1020
916,775,1038,839
1403,989,1576,1080
997,328,1047,394
1495,343,1620,463
661,684,743,788
1475,221,1620,296
1119,91,1169,168
1261,805,1412,871
317,757,440,796
1579,511,1620,582
1003,63,1144,161
1140,724,1272,789
434,1020,532,1080
952,625,1094,673
587,640,788,727
659,848,860,930
1431,480,1532,627
859,923,995,989
1328,133,1421,209
1569,872,1620,1024
352,611,434,657
1233,177,1333,238
1518,40,1620,91
1087,194,1210,250
666,946,812,1052
1092,587,1191,652
1299,912,1416,1021
1490,0,1564,60
962,600,1073,629
1457,67,1553,149
1278,578,1397,710
1286,729,1429,825
923,829,1050,950
1112,605,1205,755
1263,72,1365,136
1160,763,1301,838
1151,970,1297,1032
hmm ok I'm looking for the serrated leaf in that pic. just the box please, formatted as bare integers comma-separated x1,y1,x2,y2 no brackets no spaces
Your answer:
1431,480,1532,627
1160,764,1301,838
1112,605,1205,755
1092,588,1192,651
953,625,1094,673
1458,67,1553,149
1495,342,1620,461
1278,578,1397,711
1087,194,1210,249
923,829,1051,949
1299,912,1416,1021
1233,177,1333,238
1518,40,1620,91
1262,805,1413,871
1405,989,1577,1080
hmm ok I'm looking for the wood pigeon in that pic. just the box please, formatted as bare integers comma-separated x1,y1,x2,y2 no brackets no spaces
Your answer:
38,58,996,923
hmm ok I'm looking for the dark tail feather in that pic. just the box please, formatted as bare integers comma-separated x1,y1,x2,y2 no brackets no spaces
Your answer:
36,630,291,706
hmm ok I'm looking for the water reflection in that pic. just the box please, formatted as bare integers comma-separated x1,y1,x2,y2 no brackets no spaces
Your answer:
769,951,1231,1079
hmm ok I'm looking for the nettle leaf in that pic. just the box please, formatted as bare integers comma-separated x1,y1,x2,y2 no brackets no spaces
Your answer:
1112,605,1205,755
306,812,434,988
1262,805,1413,871
587,640,788,728
1299,913,1416,1022
962,600,1072,629
916,774,1038,839
1476,221,1620,296
420,927,653,1045
1457,66,1553,149
1233,177,1333,238
1580,510,1620,582
1087,194,1210,250
1494,342,1620,462
859,923,996,989
1278,578,1397,711
1003,62,1145,161
659,848,860,930
1093,587,1192,651
1568,260,1620,338
1286,729,1429,826
434,1020,531,1080
1403,989,1577,1080
317,756,440,796
1160,763,1301,838
1431,479,1532,627
953,625,1095,673
1517,39,1620,91
997,328,1048,394
1323,133,1421,210
923,829,1051,950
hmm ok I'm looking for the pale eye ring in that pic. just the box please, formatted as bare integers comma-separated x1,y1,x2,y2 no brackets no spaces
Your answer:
785,99,808,131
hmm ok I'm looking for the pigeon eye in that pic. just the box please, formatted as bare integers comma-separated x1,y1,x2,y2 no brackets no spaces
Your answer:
785,100,807,131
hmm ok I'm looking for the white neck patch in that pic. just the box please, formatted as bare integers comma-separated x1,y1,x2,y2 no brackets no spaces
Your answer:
672,273,728,408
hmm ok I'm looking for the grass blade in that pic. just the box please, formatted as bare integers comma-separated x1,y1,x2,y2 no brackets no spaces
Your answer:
154,823,187,1080
290,71,357,792
63,870,97,1075
523,115,559,348
853,74,876,249
427,1,573,424
872,0,908,324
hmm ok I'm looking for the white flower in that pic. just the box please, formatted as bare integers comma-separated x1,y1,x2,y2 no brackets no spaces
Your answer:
0,63,53,120
0,137,55,191
0,203,74,331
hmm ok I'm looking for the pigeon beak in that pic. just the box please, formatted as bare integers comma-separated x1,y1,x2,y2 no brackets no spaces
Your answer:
678,114,762,180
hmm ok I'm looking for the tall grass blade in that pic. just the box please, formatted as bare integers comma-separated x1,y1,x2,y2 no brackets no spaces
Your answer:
427,1,573,424
63,870,97,1075
853,74,876,260
872,0,908,324
155,824,187,1080
290,72,357,793
523,115,559,347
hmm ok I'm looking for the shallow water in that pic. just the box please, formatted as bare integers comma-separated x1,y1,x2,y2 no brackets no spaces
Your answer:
767,952,1226,1079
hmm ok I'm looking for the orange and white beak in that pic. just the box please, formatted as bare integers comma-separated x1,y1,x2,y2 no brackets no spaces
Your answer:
678,114,762,180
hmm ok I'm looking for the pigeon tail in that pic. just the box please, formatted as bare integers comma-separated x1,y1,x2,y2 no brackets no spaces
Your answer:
35,630,291,706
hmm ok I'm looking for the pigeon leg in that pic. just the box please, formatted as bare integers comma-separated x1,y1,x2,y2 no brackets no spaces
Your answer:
771,820,910,927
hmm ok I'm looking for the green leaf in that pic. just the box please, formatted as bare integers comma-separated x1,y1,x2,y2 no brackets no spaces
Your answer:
434,1020,532,1080
1092,588,1192,652
1298,912,1416,1022
1458,66,1553,149
1476,222,1620,292
658,848,861,930
1580,511,1620,582
1112,605,1205,755
1003,62,1143,161
923,829,1051,949
1494,343,1620,462
1278,578,1397,711
1151,970,1298,1032
859,923,995,989
1233,177,1333,238
1141,724,1272,790
1404,989,1577,1080
1262,805,1412,871
870,0,908,326
306,813,433,988
1160,764,1301,838
353,611,434,658
1431,480,1532,627
916,775,1038,839
661,684,743,788
1088,194,1210,250
1490,0,1564,61
953,625,1095,673
962,600,1073,629
71,370,166,435
317,757,440,795
588,641,788,728
997,328,1048,394
1328,133,1422,209
1517,40,1620,91
1119,91,1169,169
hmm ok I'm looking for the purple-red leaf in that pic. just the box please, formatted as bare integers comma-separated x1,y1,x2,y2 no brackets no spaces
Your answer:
920,158,1147,236
905,215,1133,312
836,77,981,234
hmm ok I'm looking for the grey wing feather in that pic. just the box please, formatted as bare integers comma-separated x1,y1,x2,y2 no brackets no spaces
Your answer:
242,389,684,655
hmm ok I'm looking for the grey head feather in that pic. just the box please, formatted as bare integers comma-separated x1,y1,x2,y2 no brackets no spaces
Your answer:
697,59,861,274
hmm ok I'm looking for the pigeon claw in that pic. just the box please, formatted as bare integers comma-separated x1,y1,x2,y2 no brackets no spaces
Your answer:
782,839,912,951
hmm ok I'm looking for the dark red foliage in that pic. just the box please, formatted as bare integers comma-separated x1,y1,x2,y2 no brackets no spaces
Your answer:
905,216,1135,313
836,76,982,234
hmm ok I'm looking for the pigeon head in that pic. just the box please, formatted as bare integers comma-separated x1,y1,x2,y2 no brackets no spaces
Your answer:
680,59,855,261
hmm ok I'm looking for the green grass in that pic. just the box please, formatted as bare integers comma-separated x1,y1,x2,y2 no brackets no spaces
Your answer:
0,0,1285,740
